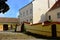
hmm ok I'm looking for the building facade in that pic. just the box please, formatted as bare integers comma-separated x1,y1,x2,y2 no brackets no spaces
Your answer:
0,18,18,31
19,3,33,24
19,0,57,24
46,0,60,22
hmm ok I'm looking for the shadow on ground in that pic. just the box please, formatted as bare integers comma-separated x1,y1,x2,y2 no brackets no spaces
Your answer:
22,31,60,40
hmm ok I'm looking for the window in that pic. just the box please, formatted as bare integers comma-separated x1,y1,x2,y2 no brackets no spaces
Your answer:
57,12,60,18
26,10,28,15
27,20,28,22
20,12,22,15
49,15,51,20
20,12,22,17
30,9,32,14
23,12,25,16
30,19,32,22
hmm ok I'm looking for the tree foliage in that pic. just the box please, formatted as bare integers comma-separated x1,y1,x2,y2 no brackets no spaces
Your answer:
0,0,9,14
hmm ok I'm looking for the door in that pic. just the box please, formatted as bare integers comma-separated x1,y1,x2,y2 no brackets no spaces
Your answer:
3,24,8,31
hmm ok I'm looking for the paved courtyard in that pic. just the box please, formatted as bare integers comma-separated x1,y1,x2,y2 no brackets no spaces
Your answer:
0,31,36,40
0,31,57,40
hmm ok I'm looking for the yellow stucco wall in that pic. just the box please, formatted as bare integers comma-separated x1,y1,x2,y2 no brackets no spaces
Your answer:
0,24,3,31
0,23,17,31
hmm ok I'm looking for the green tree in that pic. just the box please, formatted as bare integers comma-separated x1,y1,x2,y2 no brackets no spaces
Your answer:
0,0,9,14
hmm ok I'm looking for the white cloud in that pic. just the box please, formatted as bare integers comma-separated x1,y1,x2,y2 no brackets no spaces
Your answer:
0,13,5,17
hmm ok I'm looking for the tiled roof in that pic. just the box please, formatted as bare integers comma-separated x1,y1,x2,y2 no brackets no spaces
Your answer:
49,0,60,11
0,17,18,23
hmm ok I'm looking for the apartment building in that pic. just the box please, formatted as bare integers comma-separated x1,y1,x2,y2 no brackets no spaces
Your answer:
46,0,60,22
19,0,57,24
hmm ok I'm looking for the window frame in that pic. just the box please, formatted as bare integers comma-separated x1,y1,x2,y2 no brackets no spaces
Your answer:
57,12,60,18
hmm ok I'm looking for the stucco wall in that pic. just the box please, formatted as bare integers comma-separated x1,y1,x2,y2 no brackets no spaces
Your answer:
20,3,33,24
0,24,3,31
0,23,17,31
19,0,56,24
32,0,56,24
47,7,60,22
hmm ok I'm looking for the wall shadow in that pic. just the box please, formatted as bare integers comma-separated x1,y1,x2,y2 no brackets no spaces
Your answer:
39,14,47,23
24,31,60,40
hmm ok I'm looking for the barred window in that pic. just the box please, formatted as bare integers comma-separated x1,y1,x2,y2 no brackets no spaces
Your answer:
57,12,60,18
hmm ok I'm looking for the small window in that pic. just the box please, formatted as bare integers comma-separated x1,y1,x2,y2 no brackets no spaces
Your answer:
23,12,25,16
20,12,22,17
26,10,28,15
57,12,60,18
27,20,28,22
49,15,51,20
30,19,32,21
30,9,32,14
30,19,32,22
20,12,22,15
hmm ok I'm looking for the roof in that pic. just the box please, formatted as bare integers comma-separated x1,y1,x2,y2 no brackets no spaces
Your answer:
49,0,60,11
0,17,18,23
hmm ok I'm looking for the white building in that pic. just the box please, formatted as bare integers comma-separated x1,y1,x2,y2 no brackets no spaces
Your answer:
19,0,57,24
46,0,60,22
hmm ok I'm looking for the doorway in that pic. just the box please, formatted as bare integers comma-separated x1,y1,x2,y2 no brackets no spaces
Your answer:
3,24,8,31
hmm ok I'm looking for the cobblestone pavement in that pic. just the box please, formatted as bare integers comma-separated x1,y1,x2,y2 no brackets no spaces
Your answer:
0,31,57,40
0,31,37,40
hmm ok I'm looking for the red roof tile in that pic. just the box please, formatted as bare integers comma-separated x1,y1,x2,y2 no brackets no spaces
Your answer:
0,17,18,23
49,0,60,11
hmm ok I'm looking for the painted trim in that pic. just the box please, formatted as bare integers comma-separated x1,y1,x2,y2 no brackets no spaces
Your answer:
24,21,60,26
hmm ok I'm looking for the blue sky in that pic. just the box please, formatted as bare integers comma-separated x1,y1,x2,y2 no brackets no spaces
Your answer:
0,0,32,18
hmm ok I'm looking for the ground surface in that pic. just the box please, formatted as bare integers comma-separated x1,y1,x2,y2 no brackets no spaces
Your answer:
0,31,36,40
0,31,57,40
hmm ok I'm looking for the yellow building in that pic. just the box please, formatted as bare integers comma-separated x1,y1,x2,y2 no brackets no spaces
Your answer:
0,17,18,31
